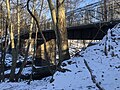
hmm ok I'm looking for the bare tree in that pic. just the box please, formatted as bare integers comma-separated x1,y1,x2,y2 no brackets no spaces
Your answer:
5,0,17,82
16,0,36,81
16,0,20,55
47,0,70,66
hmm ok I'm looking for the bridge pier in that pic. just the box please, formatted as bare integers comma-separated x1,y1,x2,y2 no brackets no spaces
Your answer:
36,39,56,66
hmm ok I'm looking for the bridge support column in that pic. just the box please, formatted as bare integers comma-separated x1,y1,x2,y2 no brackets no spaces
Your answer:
36,39,56,66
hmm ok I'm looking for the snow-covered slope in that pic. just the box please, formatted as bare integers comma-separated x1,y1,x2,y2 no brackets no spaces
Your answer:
0,23,120,90
38,23,120,90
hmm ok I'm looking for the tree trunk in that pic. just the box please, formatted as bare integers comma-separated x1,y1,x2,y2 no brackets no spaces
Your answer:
0,4,3,82
16,0,20,54
16,0,35,81
6,0,17,82
104,0,107,21
56,0,70,63
47,0,56,26
9,23,17,82
42,0,56,65
47,0,70,66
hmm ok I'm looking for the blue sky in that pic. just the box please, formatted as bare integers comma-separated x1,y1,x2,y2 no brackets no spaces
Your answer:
46,0,99,19
79,0,99,7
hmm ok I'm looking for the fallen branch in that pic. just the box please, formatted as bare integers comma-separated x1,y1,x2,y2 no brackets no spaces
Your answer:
84,60,105,90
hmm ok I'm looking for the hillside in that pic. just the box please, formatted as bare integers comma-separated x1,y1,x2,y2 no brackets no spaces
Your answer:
0,23,120,90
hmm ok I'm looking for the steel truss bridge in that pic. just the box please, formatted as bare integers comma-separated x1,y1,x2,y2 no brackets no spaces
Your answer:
20,0,120,41
66,0,120,27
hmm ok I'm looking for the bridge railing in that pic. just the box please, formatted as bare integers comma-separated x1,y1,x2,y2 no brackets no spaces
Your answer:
35,0,120,31
66,0,120,27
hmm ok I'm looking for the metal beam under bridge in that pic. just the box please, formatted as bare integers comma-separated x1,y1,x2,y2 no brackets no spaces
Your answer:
20,20,120,44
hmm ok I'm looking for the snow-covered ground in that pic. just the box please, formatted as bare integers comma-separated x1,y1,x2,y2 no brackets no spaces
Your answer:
0,23,120,90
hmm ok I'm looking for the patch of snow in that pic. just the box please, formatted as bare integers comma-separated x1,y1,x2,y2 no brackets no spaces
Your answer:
0,77,51,90
5,67,32,75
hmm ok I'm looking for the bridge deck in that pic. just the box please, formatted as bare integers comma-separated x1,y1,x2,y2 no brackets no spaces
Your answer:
20,20,120,45
68,20,120,40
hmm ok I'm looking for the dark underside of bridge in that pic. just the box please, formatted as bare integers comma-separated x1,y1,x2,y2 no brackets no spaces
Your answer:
20,20,120,45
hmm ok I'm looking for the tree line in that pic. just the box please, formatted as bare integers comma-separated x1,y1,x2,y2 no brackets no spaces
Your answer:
0,0,82,82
